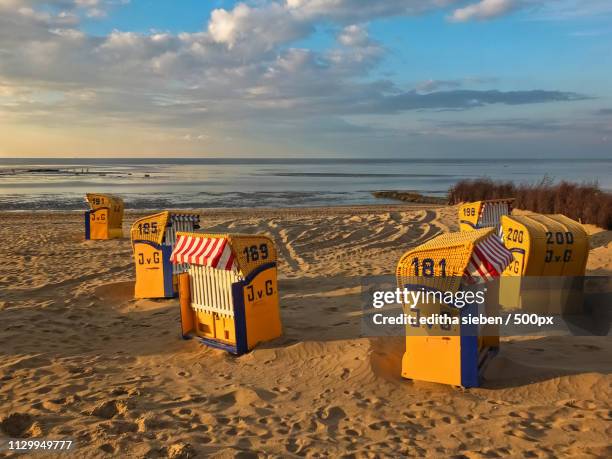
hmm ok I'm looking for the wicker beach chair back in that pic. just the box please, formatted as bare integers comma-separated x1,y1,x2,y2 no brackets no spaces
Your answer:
459,199,514,232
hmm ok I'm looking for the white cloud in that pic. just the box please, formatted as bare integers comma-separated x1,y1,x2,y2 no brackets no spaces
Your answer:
286,0,459,22
208,4,249,46
450,0,518,22
338,24,369,47
208,2,311,50
450,0,612,22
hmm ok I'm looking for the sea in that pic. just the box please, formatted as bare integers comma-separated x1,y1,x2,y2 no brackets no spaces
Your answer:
0,157,610,211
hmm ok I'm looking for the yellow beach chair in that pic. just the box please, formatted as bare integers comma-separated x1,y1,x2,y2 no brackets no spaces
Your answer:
131,211,201,299
458,199,514,232
396,228,513,387
172,232,282,355
84,193,124,240
499,213,589,313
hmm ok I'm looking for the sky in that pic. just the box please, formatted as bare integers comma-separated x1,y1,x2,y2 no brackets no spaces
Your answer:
0,0,611,158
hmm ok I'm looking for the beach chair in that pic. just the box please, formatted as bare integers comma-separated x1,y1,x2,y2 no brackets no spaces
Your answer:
396,228,513,387
499,213,589,313
84,193,124,240
458,199,514,232
131,211,201,299
172,232,282,355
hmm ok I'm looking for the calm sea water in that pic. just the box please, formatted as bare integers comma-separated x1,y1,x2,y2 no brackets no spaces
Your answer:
0,157,610,211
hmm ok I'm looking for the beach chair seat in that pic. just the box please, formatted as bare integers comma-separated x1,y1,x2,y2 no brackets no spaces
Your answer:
396,228,513,387
84,193,124,240
131,211,201,299
458,199,514,232
172,232,282,355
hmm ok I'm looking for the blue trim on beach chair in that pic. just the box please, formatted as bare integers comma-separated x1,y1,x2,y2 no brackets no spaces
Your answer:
459,302,482,388
84,210,91,240
162,244,175,298
231,280,249,356
196,337,239,354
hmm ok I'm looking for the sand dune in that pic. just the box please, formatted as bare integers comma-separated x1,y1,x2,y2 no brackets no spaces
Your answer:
0,206,610,458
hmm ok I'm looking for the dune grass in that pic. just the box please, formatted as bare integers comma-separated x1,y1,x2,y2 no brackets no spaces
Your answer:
448,178,612,229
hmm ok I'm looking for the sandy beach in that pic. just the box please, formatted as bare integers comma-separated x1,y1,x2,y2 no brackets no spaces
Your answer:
0,205,610,458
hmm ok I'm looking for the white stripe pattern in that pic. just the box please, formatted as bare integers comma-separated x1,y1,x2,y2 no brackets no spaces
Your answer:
465,234,514,284
171,235,236,271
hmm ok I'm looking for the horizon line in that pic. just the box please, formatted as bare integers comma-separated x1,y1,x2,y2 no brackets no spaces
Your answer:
1,156,611,161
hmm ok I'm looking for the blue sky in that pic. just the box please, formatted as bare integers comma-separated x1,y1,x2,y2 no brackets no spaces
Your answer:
0,0,611,157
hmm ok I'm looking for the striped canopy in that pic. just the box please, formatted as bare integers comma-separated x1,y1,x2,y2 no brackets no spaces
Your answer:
171,234,236,270
464,234,513,283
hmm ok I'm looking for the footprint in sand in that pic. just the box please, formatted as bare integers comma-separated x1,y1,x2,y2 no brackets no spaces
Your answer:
316,405,347,431
505,428,539,442
89,400,129,419
368,420,390,431
344,427,362,437
38,399,66,413
561,422,584,432
563,399,598,410
99,444,115,454
137,414,167,433
271,386,290,394
100,420,138,435
166,443,197,459
285,437,301,454
0,413,43,438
